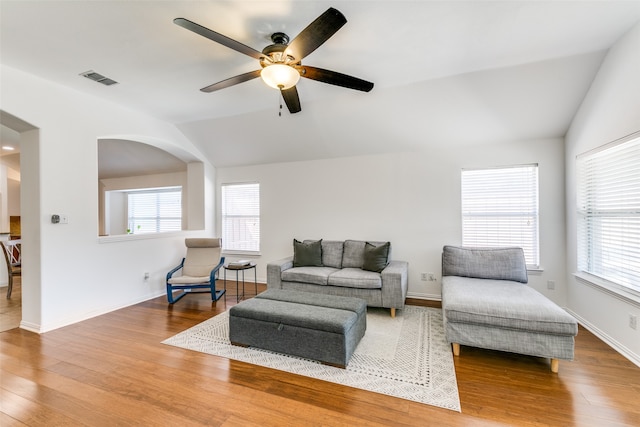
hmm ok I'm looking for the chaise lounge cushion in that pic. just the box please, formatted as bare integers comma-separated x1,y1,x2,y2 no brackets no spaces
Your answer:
442,245,528,283
443,276,578,336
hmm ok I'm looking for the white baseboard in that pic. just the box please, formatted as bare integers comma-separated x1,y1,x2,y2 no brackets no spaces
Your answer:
406,292,442,301
34,291,166,333
566,308,640,369
19,320,41,333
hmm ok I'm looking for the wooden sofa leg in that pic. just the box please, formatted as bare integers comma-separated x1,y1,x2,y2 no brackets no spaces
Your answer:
452,343,460,356
390,308,396,318
550,358,559,373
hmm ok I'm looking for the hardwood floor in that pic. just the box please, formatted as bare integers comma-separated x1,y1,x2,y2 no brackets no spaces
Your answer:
1,284,639,426
0,277,21,332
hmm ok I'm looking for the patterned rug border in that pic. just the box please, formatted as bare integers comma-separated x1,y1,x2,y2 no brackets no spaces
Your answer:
163,305,461,412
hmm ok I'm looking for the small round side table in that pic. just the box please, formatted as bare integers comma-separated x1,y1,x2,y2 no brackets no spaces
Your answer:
223,262,257,302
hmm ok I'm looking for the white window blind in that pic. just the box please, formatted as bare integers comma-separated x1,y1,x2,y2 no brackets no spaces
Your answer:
221,183,260,252
127,187,182,234
577,132,640,293
461,165,539,267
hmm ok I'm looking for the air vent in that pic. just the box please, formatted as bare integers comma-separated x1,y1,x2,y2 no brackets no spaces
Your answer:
79,70,118,86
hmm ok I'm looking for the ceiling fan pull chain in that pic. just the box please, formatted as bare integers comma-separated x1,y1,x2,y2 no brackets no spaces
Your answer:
278,90,283,117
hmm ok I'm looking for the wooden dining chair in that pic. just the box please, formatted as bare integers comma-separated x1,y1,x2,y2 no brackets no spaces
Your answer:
2,239,21,299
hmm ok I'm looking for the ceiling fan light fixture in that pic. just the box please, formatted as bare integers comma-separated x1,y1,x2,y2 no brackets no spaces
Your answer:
260,64,300,90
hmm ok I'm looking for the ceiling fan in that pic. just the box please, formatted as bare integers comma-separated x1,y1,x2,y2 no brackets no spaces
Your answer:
174,7,374,114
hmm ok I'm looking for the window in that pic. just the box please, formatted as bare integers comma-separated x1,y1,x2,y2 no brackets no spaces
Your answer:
577,132,640,294
461,165,539,268
221,183,260,252
127,187,182,234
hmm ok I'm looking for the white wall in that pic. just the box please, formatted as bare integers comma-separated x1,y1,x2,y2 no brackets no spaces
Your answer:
217,136,566,304
8,177,20,217
565,23,640,365
0,64,217,332
106,191,127,236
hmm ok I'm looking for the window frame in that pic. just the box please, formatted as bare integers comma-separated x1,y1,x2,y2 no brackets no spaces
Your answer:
126,186,183,234
576,131,640,301
220,182,260,255
461,164,540,269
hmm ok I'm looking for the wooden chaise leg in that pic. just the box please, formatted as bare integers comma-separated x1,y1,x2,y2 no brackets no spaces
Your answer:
452,343,460,356
390,308,396,318
550,358,559,373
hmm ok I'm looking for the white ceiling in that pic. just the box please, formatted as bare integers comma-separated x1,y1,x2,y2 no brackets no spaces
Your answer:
2,1,640,167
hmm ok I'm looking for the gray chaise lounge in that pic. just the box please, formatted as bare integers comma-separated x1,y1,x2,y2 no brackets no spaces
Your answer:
441,245,578,373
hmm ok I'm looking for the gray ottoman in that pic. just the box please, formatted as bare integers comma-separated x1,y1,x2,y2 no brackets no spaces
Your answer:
229,289,366,368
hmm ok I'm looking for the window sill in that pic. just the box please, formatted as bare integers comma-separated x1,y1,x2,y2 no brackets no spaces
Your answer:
222,250,261,257
98,231,183,244
574,272,640,306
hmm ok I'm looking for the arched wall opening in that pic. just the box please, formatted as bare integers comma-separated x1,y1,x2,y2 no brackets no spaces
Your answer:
97,137,205,237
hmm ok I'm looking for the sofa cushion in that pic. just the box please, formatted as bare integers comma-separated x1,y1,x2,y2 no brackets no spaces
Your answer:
442,276,577,335
319,240,344,269
293,239,323,267
328,268,382,289
342,240,366,268
362,242,390,272
442,245,528,283
282,266,338,286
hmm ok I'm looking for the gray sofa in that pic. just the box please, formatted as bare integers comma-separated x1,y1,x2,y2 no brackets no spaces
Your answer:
441,245,578,373
267,239,408,317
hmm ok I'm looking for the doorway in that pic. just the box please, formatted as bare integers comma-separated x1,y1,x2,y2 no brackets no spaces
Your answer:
0,111,33,331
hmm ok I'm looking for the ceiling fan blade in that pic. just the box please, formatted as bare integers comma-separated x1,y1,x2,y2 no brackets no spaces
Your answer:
298,66,374,92
286,8,347,61
200,70,262,93
174,18,265,60
281,86,302,114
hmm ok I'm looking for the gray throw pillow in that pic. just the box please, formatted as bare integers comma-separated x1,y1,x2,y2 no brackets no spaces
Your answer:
293,239,323,267
362,242,390,272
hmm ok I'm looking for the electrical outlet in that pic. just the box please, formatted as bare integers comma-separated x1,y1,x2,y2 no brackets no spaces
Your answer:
630,314,637,330
547,280,556,290
421,273,428,281
428,273,437,281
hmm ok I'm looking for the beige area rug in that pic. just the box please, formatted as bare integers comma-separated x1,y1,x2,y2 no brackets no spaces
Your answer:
163,305,461,412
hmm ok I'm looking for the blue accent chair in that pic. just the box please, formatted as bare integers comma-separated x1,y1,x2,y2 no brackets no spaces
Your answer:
166,238,225,304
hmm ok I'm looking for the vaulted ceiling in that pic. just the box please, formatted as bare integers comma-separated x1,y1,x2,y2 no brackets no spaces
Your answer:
2,1,640,167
